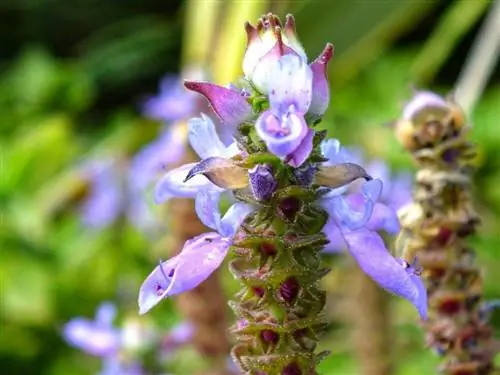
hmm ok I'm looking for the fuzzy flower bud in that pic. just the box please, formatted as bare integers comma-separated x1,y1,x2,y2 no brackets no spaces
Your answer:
243,14,306,93
249,164,277,201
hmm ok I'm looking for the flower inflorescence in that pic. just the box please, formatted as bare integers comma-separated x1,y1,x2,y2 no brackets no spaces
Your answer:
138,13,428,374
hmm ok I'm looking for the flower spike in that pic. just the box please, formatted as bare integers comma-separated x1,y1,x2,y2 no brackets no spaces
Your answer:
139,14,429,374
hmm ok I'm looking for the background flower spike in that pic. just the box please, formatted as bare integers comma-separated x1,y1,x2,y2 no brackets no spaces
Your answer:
394,91,498,374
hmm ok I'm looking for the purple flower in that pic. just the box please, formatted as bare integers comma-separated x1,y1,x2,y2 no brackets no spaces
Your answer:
154,114,240,206
162,322,194,350
249,164,277,201
320,140,406,237
254,54,313,167
78,158,161,236
321,179,383,231
365,159,413,211
63,302,120,357
184,81,253,131
243,14,307,94
138,190,254,314
142,75,197,123
341,228,427,320
129,122,188,192
79,160,123,229
318,139,427,319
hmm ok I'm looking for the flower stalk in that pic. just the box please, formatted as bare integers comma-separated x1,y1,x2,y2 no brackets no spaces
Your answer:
395,91,498,375
228,135,332,373
139,13,428,375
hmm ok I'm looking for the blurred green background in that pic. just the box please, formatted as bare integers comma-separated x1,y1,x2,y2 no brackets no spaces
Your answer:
1,0,498,374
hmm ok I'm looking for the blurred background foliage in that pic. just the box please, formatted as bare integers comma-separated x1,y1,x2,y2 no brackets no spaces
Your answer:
0,0,498,374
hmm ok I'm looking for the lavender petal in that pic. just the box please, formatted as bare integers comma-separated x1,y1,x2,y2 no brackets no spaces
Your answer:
342,227,428,319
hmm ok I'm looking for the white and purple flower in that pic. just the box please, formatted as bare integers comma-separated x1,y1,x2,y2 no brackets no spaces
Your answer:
142,75,198,123
78,158,160,236
154,113,242,209
251,42,333,167
138,191,254,315
319,139,427,319
63,303,142,375
63,303,193,374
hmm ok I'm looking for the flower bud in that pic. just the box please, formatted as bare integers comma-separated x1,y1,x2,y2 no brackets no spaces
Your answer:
243,14,306,93
249,164,277,201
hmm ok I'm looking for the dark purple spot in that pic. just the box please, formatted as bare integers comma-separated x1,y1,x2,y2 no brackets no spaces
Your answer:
279,277,300,303
260,242,277,256
438,298,462,315
278,197,301,221
253,286,265,298
282,362,301,375
435,227,453,246
442,148,460,163
168,269,175,277
260,330,279,345
155,283,164,296
205,237,213,243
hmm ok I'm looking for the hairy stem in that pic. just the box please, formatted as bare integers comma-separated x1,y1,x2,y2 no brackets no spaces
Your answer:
229,136,330,374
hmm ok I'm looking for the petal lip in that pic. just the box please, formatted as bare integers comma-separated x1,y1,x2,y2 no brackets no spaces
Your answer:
342,227,428,319
138,254,183,315
255,110,308,158
322,216,346,253
184,81,252,128
285,127,314,167
138,232,231,315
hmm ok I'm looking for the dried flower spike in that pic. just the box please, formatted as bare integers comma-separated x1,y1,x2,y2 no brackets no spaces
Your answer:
395,91,498,375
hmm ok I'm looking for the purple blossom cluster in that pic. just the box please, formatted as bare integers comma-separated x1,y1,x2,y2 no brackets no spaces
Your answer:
137,14,428,320
78,75,199,235
62,302,193,375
